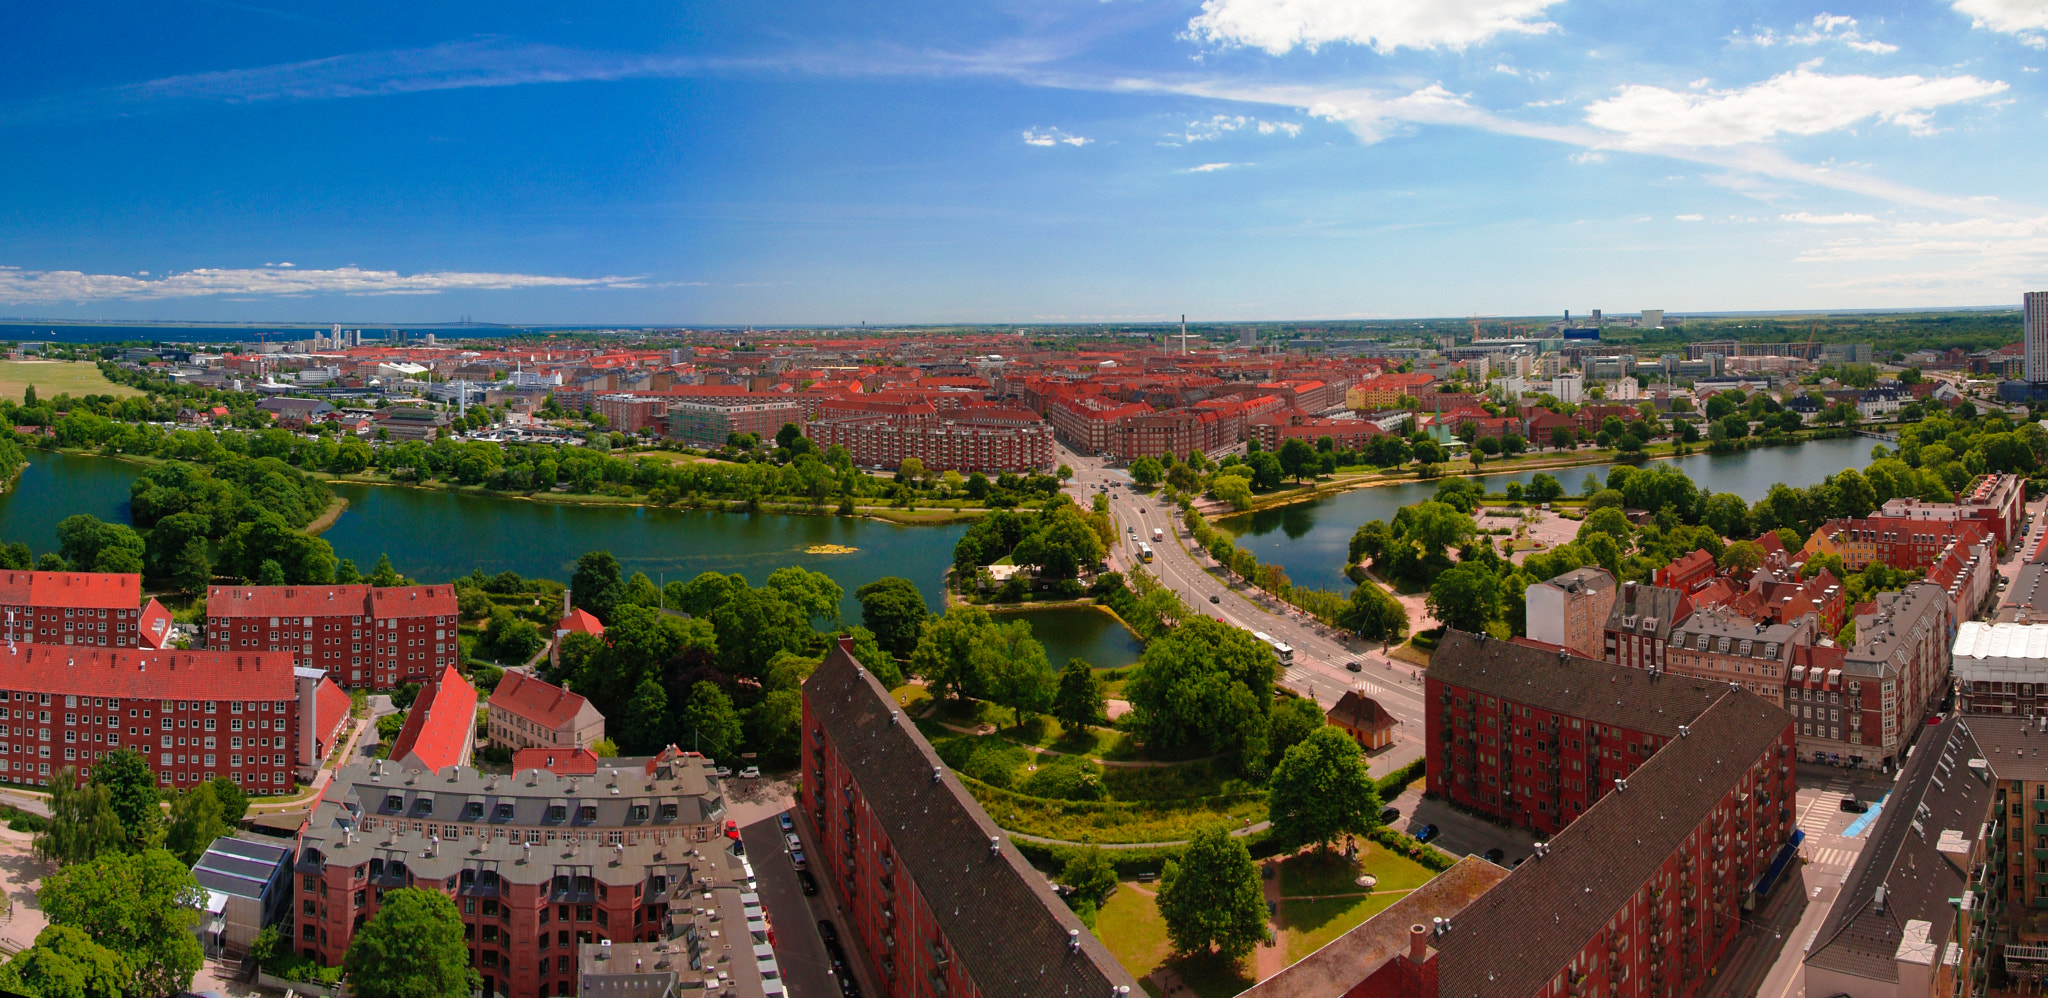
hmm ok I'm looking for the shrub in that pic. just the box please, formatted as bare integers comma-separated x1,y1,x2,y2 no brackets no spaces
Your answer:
934,737,1029,790
1373,759,1425,799
1019,755,1105,801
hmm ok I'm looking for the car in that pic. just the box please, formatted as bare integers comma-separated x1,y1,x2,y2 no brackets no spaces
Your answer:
1415,824,1440,843
1208,595,1220,604
786,833,804,852
797,869,818,895
778,812,795,832
790,848,807,870
713,766,733,778
1840,797,1870,813
724,820,739,839
739,766,761,779
1379,806,1400,824
1925,715,1942,726
817,919,840,946
1346,661,1362,672
837,975,862,998
1483,848,1507,865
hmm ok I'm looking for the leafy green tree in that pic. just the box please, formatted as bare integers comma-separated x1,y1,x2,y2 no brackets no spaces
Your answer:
1338,578,1408,641
0,925,132,998
54,515,146,575
709,586,813,677
679,682,743,760
1059,847,1119,909
670,571,744,617
343,888,481,998
1577,507,1634,543
368,552,404,587
1277,438,1318,483
1425,563,1501,635
837,627,905,688
207,777,249,826
622,571,663,611
1268,727,1381,852
1211,474,1253,510
39,849,204,997
1718,540,1764,576
910,605,998,702
1125,618,1275,772
88,749,161,852
1266,696,1328,766
746,689,804,766
765,566,844,625
481,608,544,664
1129,456,1163,488
1156,827,1268,960
855,577,928,657
163,783,230,866
569,550,625,624
618,676,671,754
168,538,212,594
983,622,1054,727
255,559,287,586
1051,659,1106,731
35,773,123,866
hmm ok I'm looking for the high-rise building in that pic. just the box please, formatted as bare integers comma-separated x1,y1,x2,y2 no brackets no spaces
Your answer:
2028,291,2048,383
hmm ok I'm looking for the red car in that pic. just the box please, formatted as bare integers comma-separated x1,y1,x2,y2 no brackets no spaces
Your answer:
725,820,740,839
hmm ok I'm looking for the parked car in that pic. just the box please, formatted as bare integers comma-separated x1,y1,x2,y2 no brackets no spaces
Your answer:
1379,806,1400,824
817,920,840,946
1346,661,1362,672
739,766,761,779
1840,797,1870,813
786,833,804,852
778,812,795,832
713,766,733,778
790,848,807,871
797,869,818,896
724,820,739,839
1483,848,1506,865
1415,824,1440,843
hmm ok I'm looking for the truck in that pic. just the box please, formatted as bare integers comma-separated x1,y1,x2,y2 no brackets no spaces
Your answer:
1152,527,1164,543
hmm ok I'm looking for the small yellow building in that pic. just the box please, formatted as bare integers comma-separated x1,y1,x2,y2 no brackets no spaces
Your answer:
1327,690,1399,750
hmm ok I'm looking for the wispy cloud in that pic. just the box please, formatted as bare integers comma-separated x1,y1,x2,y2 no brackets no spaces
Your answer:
1675,213,1705,221
1950,0,2048,46
1185,0,1565,55
1781,211,1880,224
1173,114,1300,143
1185,162,1239,172
1584,66,2005,146
1734,13,1899,54
0,264,650,303
1023,126,1091,146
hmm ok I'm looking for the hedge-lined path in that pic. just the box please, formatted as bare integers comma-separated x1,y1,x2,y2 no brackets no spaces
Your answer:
925,717,1219,769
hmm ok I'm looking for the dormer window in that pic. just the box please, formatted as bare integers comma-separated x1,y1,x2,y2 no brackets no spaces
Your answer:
496,803,515,821
384,795,403,812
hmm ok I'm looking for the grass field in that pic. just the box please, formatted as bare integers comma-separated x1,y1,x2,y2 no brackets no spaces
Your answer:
0,361,141,403
1095,886,1256,998
1275,847,1438,963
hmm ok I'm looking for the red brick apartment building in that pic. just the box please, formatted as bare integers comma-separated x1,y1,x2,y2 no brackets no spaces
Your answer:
801,638,1140,997
0,570,173,649
805,400,1055,473
1426,630,1733,836
0,644,300,792
294,748,734,998
206,584,460,691
1044,393,1151,454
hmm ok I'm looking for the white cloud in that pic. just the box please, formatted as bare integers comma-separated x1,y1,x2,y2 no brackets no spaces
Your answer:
1734,14,1898,53
1781,211,1880,223
1675,213,1705,221
1186,162,1239,172
1950,0,2048,35
1584,67,2006,146
1022,127,1091,146
1570,150,1606,164
1178,114,1300,141
1256,119,1303,136
1186,0,1564,55
1792,213,2048,299
0,264,649,303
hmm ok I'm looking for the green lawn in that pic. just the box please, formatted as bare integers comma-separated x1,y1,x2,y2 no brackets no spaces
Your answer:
1281,894,1403,963
1094,887,1257,998
1273,847,1440,963
0,360,142,403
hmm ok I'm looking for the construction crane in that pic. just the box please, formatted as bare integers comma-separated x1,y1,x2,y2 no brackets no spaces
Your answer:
1803,322,1820,362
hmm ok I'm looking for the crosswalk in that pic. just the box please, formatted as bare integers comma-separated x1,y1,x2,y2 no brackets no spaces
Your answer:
1798,792,1845,835
1807,846,1856,868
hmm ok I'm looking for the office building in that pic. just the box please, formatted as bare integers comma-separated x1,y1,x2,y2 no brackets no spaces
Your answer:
2026,291,2048,383
1523,567,1616,659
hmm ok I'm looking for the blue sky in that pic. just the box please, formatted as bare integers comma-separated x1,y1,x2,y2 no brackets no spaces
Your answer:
1,0,2045,325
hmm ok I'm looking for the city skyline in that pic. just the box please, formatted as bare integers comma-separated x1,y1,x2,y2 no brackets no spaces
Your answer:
2,1,2046,324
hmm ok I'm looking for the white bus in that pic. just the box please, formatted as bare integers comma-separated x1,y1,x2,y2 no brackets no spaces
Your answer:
1138,542,1154,563
1252,631,1296,664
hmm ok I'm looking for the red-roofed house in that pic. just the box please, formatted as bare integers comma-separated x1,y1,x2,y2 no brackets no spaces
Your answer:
487,672,605,753
206,584,461,691
0,643,299,792
511,746,601,776
0,571,156,648
135,598,175,650
1653,549,1717,594
386,665,475,773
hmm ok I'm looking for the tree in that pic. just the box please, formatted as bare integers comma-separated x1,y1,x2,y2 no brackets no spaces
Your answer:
88,749,161,852
169,538,212,594
1125,618,1275,772
1338,578,1408,641
0,925,133,998
765,566,844,626
1718,540,1764,576
39,849,204,997
618,676,671,754
1268,727,1380,852
671,571,743,618
368,552,404,587
1052,659,1107,731
36,774,123,866
709,586,812,677
855,577,929,657
679,682,743,760
1425,563,1501,635
1211,474,1253,511
343,888,481,998
207,777,249,826
1059,847,1119,909
1129,456,1163,488
163,784,229,866
746,689,805,766
910,605,998,702
1155,827,1268,960
569,550,625,624
1266,695,1328,765
1277,438,1318,483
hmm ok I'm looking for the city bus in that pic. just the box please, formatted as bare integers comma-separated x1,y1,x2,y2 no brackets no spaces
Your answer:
1138,542,1154,563
1252,631,1295,664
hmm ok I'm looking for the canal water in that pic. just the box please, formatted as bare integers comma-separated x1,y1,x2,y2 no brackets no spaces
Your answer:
1218,434,1880,595
0,451,1145,666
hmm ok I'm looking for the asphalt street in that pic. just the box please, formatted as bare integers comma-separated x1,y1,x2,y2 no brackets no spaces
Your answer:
742,815,856,998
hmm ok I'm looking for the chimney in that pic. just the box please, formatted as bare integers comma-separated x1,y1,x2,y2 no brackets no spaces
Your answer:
1409,924,1429,964
600,939,612,961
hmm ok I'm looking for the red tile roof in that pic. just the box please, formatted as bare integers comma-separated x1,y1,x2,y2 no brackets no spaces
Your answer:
556,608,604,637
137,598,174,649
369,585,461,618
0,644,295,700
313,677,351,749
208,584,460,620
0,571,143,609
490,671,594,731
387,665,476,773
511,746,600,776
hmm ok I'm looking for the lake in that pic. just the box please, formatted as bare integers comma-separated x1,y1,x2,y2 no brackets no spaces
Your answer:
1218,434,1880,594
0,450,1143,661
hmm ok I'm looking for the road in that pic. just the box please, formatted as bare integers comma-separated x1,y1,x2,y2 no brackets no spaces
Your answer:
1058,443,1430,734
741,816,849,998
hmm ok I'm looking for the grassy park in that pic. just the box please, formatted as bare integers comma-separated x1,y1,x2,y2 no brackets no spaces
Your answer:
0,360,142,403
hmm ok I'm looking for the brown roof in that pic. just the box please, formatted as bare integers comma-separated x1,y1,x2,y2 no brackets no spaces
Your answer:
1237,857,1507,998
802,638,1140,996
1430,629,1732,737
1326,691,1398,733
1435,691,1793,998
